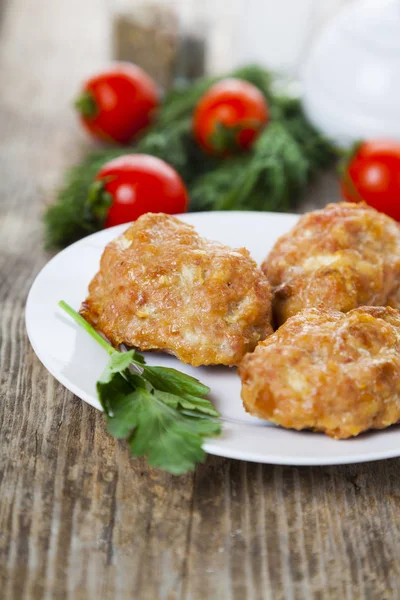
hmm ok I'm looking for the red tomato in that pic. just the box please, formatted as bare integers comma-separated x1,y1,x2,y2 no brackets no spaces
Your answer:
75,63,159,144
193,78,269,155
94,154,188,228
340,140,400,221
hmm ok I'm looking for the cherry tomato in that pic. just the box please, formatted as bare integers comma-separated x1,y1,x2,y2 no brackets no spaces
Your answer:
75,63,159,144
93,154,188,228
193,78,269,155
340,140,400,221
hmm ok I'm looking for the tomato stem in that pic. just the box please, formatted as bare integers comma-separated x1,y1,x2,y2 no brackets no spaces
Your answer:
84,180,113,229
74,91,98,119
342,171,366,204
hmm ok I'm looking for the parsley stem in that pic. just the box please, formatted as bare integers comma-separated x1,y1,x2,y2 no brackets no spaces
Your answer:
59,300,115,356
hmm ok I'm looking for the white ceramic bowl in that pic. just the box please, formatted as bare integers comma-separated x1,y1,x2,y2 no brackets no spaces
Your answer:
302,0,400,146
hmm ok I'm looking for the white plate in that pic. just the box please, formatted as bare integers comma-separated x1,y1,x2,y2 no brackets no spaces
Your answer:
26,211,400,466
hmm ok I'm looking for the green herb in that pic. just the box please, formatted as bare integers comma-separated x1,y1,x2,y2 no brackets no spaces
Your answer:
45,65,337,248
59,301,221,474
74,91,98,119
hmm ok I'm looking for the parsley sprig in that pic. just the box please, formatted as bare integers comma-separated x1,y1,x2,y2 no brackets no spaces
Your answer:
59,301,221,474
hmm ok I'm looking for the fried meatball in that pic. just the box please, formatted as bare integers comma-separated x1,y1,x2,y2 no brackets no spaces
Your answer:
263,202,400,326
239,306,400,439
82,213,272,366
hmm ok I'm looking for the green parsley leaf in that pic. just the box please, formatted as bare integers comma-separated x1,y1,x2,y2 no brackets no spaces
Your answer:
153,390,220,418
99,349,138,382
59,301,221,474
142,365,210,397
128,390,206,475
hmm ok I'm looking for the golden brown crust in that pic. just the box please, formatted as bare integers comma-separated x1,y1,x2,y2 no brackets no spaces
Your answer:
263,202,400,326
81,213,272,366
239,306,400,439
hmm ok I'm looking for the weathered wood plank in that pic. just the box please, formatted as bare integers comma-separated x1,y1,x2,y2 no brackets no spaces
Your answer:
183,460,400,599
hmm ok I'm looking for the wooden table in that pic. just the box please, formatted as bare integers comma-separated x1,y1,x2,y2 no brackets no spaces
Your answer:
1,1,399,598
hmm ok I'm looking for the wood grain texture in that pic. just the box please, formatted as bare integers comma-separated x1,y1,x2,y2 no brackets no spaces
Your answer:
1,1,400,599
